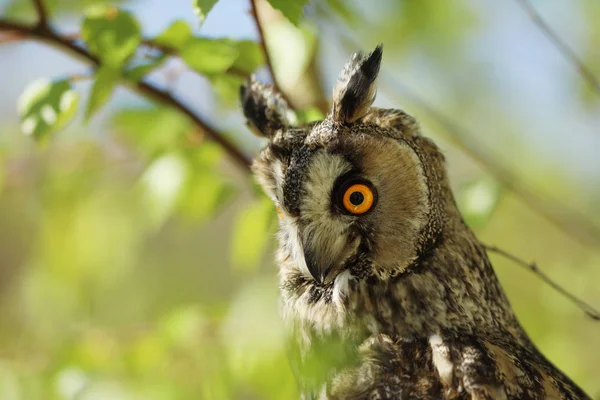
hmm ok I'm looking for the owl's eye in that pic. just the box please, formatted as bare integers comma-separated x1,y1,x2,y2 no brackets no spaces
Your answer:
338,180,377,215
276,204,284,220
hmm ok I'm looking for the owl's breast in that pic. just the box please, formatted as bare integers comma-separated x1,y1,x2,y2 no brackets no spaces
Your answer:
296,332,589,400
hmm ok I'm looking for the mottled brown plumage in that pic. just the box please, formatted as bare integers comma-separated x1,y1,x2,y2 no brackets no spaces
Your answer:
240,46,591,399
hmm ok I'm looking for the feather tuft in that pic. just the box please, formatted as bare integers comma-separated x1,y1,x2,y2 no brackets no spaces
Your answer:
240,76,295,138
332,44,383,124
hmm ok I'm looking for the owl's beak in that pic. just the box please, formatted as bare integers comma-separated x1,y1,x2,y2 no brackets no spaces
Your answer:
304,247,333,284
302,238,355,285
299,223,357,284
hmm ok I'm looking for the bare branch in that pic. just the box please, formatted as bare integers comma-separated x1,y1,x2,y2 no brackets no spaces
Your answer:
0,31,26,43
67,72,92,82
515,0,600,95
0,19,33,32
249,0,295,108
32,0,49,28
0,19,252,171
485,244,600,321
1,31,80,44
302,45,330,116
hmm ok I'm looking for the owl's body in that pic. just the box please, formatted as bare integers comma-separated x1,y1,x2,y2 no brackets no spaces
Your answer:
240,46,590,399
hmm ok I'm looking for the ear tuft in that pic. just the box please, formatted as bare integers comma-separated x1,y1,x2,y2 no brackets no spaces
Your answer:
332,44,383,124
240,76,295,138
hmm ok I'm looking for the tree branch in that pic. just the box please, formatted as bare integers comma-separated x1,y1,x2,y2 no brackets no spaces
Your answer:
32,0,49,28
0,31,26,43
0,19,252,171
0,30,78,44
134,82,251,169
485,245,600,321
249,0,295,108
0,32,251,78
515,0,600,95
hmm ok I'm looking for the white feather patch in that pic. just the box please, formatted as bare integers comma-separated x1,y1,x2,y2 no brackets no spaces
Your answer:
429,334,454,387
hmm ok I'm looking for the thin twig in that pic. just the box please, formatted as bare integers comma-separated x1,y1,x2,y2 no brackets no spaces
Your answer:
306,46,331,116
515,0,600,95
67,72,92,82
249,0,295,108
485,245,600,321
0,31,77,44
0,19,252,171
32,0,48,28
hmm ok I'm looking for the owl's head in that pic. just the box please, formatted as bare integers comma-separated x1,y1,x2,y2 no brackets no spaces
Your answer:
241,46,457,286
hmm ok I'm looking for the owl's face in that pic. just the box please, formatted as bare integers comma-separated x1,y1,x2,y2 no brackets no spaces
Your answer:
253,121,430,284
242,46,444,285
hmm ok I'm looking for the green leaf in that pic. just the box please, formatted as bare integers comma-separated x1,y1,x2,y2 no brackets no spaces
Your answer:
230,196,276,272
180,38,239,75
138,153,188,229
296,107,325,123
153,20,192,50
458,178,503,228
211,74,245,106
177,142,235,221
86,66,120,121
266,0,308,25
231,40,264,74
124,54,168,81
3,0,125,19
178,171,235,222
192,0,219,24
18,79,79,141
112,106,192,158
81,6,141,68
190,141,224,166
159,305,207,348
179,142,235,222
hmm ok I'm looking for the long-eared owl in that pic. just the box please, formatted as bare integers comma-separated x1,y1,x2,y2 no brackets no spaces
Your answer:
240,45,591,399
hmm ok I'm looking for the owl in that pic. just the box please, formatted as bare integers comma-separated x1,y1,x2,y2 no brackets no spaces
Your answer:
240,45,591,399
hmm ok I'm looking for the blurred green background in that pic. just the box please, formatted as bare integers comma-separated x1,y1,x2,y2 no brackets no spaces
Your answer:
0,0,599,398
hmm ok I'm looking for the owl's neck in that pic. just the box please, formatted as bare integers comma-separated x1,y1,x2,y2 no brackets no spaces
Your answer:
379,226,525,339
279,224,528,349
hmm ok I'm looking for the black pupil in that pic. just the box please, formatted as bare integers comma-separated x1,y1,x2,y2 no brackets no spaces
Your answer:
349,191,364,206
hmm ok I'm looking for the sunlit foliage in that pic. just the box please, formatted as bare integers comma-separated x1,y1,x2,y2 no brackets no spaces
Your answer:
0,0,599,398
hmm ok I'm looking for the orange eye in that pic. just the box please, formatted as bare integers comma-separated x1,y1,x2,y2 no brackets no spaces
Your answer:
276,204,284,219
342,183,375,215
